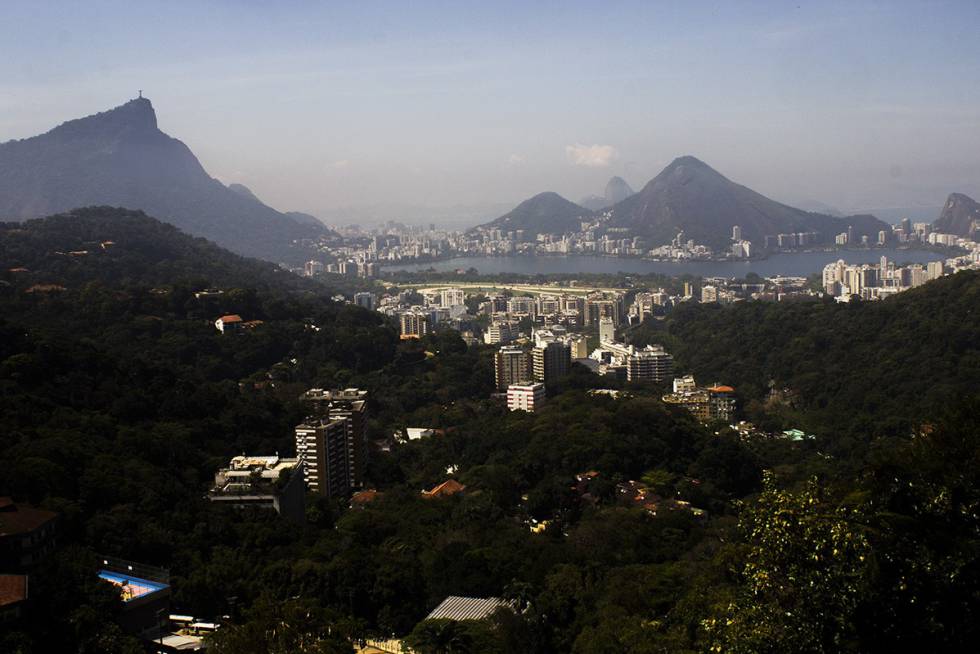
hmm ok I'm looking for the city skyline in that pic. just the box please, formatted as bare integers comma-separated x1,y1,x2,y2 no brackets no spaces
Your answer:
3,1,980,223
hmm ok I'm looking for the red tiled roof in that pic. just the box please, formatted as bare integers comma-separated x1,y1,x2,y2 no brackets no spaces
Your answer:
218,314,242,323
422,479,466,498
0,575,28,607
708,385,735,393
0,498,58,537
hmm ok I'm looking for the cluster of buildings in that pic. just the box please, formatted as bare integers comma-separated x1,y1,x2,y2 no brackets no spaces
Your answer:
380,287,474,340
295,208,980,278
466,217,726,260
494,329,576,413
835,217,972,249
662,375,737,423
480,288,629,336
648,230,716,260
382,277,828,347
822,247,980,301
207,455,306,522
493,326,676,411
293,388,369,500
585,341,674,382
299,223,465,273
207,388,369,525
388,285,635,343
302,258,380,279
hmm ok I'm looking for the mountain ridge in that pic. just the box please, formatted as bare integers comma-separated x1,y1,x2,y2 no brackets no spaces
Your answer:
605,156,888,248
477,156,889,248
476,191,590,236
0,98,331,262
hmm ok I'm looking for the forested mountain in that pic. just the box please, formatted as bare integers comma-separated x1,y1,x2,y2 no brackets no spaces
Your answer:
630,270,980,439
1,207,320,294
0,98,331,262
1,208,978,653
474,192,591,236
606,156,890,249
934,192,980,237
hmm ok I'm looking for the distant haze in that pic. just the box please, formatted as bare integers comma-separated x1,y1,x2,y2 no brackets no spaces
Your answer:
3,1,980,225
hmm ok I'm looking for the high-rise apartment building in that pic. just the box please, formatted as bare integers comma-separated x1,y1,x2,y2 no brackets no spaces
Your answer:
494,346,532,391
598,317,616,343
353,292,375,310
585,297,622,327
295,388,369,499
399,310,430,339
440,288,466,308
626,345,674,383
533,341,571,384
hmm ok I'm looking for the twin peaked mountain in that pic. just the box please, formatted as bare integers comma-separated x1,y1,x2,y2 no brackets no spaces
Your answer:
0,97,331,262
479,156,890,249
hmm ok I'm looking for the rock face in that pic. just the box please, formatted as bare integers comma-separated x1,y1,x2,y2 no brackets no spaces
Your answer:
606,156,889,249
934,193,980,238
0,97,329,262
604,176,634,206
578,177,635,211
478,192,590,236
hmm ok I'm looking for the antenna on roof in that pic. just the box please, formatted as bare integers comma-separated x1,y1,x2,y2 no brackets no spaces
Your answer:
138,90,143,99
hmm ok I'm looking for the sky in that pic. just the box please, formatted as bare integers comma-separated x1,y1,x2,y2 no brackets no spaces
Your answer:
3,1,980,224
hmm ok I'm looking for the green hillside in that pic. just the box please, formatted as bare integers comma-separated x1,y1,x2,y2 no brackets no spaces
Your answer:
0,208,977,653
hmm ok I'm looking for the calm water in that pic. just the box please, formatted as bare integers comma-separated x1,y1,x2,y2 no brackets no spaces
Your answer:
384,249,947,278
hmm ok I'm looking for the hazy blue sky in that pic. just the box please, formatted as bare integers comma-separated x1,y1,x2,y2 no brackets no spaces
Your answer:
3,1,980,222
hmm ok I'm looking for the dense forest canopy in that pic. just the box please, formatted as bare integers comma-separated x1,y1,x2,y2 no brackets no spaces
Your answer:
1,208,978,653
629,270,980,440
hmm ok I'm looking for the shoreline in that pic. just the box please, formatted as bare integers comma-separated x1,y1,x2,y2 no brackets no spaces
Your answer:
379,243,962,269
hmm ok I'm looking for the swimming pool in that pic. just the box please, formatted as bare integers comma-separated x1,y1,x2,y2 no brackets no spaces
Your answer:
98,570,168,602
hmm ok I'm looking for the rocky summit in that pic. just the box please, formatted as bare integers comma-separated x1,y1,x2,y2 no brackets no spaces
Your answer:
0,97,329,262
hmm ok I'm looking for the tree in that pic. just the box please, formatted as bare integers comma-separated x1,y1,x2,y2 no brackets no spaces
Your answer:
702,473,871,653
206,597,354,654
404,619,473,654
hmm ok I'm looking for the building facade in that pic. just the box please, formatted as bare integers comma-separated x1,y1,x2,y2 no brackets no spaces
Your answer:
207,455,306,522
494,346,532,391
626,345,674,383
295,388,369,499
399,311,430,339
507,382,546,412
532,341,571,384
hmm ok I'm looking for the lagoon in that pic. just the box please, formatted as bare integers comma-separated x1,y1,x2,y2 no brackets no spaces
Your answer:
384,249,947,278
